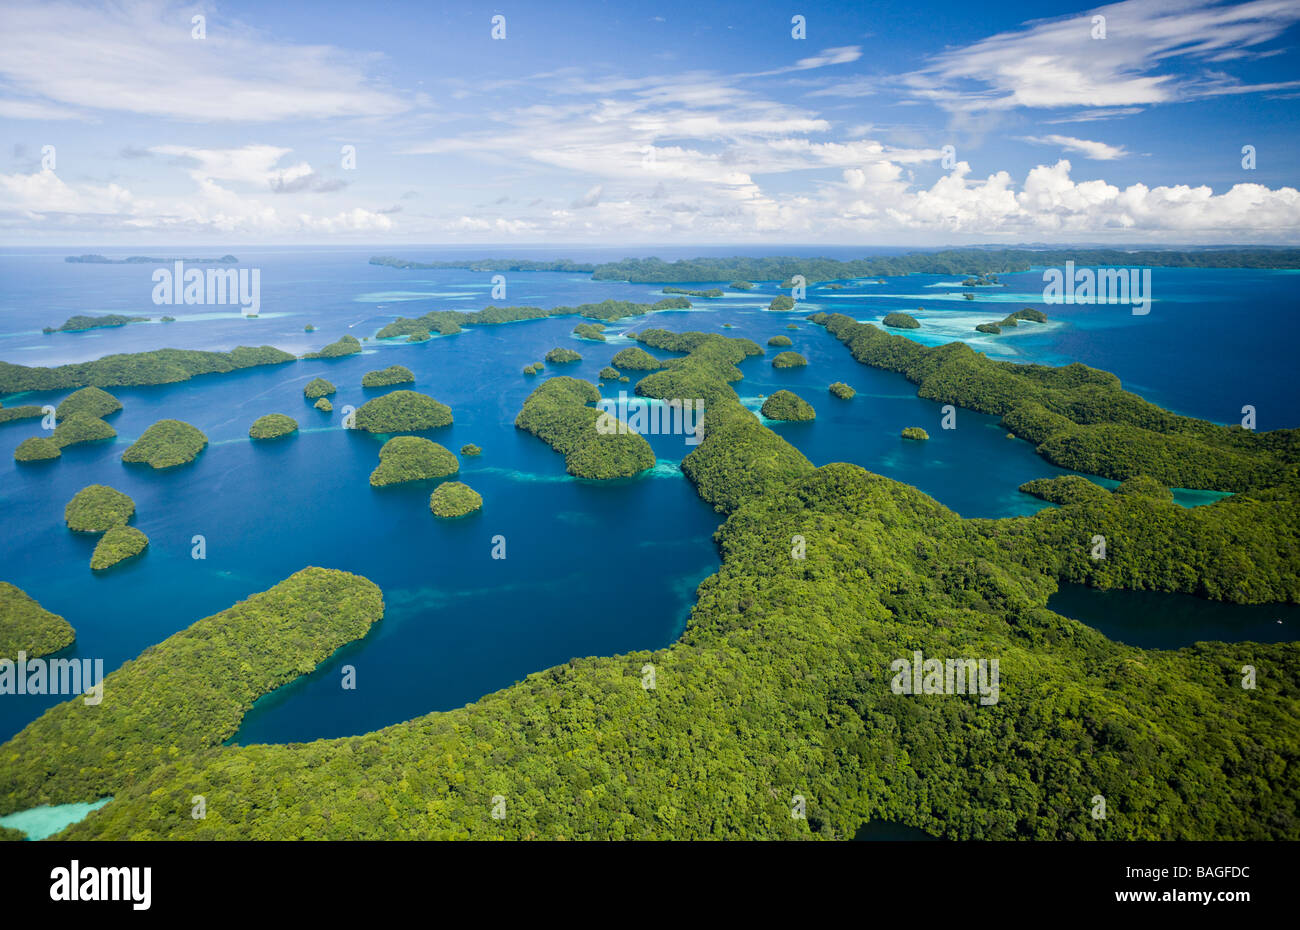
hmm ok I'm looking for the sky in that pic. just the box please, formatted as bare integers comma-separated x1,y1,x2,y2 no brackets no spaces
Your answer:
1,0,1298,246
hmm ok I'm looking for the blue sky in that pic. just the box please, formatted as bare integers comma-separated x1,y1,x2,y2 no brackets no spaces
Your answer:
1,0,1298,245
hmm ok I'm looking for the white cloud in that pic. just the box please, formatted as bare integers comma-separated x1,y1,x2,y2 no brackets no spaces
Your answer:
1021,134,1130,160
0,0,407,122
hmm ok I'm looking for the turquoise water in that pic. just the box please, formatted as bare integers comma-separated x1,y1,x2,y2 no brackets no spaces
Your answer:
1,248,1295,745
0,797,111,840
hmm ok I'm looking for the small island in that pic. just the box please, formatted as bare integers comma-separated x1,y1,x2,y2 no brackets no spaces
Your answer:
14,436,61,462
314,397,333,413
882,312,920,329
304,324,315,333
362,365,415,388
55,386,122,421
160,315,176,323
460,444,482,456
122,419,208,468
977,308,1049,334
43,314,150,334
304,377,336,399
65,484,135,532
51,413,117,449
545,347,583,364
662,287,723,298
0,405,44,425
901,427,930,440
771,351,807,369
0,582,75,661
66,254,237,264
729,281,754,290
353,390,453,433
975,323,1002,334
609,347,663,370
91,525,149,571
768,296,796,312
767,335,793,347
572,323,607,342
369,436,459,486
523,363,543,376
1018,475,1110,506
303,335,362,359
430,481,483,518
829,382,855,400
598,366,620,380
249,414,299,440
761,390,815,421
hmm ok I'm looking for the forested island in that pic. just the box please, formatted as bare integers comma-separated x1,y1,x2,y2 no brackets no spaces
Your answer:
4,315,1298,842
90,525,149,571
353,391,453,433
761,390,815,421
369,437,458,486
0,346,295,393
249,414,299,440
515,377,654,479
374,297,692,342
65,484,135,532
772,351,807,368
43,314,150,334
0,583,74,661
663,287,723,298
430,481,483,518
882,312,920,329
361,365,415,387
122,419,208,468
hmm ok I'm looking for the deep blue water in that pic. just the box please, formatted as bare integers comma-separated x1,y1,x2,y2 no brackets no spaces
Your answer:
1,247,1295,745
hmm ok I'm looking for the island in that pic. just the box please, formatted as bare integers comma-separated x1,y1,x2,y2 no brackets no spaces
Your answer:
771,351,807,369
0,345,295,393
91,525,149,571
460,444,482,456
249,414,299,440
0,582,75,661
369,436,459,486
304,377,336,399
362,365,415,388
160,316,176,323
314,397,333,412
51,414,117,449
304,324,315,333
767,335,793,347
43,314,150,334
13,436,61,462
523,363,543,376
609,347,663,370
961,273,1001,286
760,390,815,421
406,331,432,342
353,390,453,433
55,386,122,421
515,377,655,479
65,484,135,532
901,427,930,440
598,366,620,380
829,382,855,400
768,296,795,312
975,323,1002,334
0,405,44,425
303,335,362,359
729,281,754,290
978,308,1049,334
545,348,583,364
1018,475,1111,506
121,419,208,468
66,254,237,264
662,287,723,298
572,323,607,342
430,482,483,518
882,312,920,329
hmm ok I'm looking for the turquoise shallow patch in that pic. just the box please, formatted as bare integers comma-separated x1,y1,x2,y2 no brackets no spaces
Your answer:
0,797,112,841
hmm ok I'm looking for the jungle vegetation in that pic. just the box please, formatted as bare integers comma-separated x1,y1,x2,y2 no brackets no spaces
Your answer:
829,382,855,400
0,583,74,661
514,377,654,479
353,391,453,433
0,346,295,393
55,386,122,421
430,481,483,518
609,347,663,370
761,390,815,421
43,314,149,334
545,348,583,364
90,525,149,571
304,377,335,399
362,365,415,387
249,414,299,440
121,419,208,468
303,335,362,359
902,427,930,440
767,335,793,347
369,437,459,487
772,351,807,369
65,484,135,532
573,323,607,342
883,312,921,329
